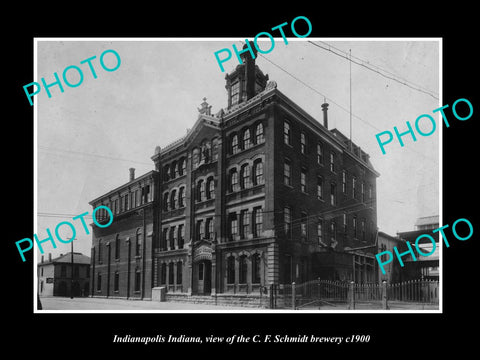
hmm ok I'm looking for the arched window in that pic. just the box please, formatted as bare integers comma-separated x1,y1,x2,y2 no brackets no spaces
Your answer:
192,148,200,168
135,229,142,257
206,177,215,199
253,159,264,185
171,160,177,179
227,256,235,284
239,255,248,284
212,138,219,161
170,189,177,210
243,128,251,150
176,261,183,285
181,157,186,174
178,224,185,249
163,165,170,182
252,253,261,284
197,180,205,202
240,163,251,189
230,169,239,192
255,122,265,144
163,192,169,211
231,134,239,154
178,186,185,207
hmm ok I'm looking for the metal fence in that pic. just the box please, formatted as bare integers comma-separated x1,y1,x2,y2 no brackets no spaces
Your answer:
270,279,439,310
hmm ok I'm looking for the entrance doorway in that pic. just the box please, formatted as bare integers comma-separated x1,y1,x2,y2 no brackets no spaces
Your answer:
196,260,211,295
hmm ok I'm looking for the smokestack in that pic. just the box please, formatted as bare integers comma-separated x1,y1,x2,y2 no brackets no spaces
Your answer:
321,102,329,129
48,253,52,262
41,255,44,263
129,168,135,182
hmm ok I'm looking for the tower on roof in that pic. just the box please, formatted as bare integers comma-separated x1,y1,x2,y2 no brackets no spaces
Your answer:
224,41,269,109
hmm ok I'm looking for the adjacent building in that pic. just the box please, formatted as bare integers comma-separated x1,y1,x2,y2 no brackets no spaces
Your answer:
89,44,380,304
38,252,90,297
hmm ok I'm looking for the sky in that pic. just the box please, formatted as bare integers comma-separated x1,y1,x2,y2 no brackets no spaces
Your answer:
34,38,440,262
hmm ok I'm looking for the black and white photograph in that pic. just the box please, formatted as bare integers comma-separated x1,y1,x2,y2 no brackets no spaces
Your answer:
8,6,479,355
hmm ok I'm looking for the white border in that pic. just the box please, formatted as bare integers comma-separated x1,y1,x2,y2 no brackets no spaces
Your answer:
33,37,443,314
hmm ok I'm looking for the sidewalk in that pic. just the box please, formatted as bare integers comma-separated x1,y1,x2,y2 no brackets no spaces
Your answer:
39,296,250,311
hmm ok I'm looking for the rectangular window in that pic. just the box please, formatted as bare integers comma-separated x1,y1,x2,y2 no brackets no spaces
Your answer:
301,168,307,192
178,224,185,249
284,121,291,145
330,220,337,243
231,81,240,104
369,184,373,199
125,194,129,211
300,132,306,154
330,152,335,172
317,219,323,244
240,210,249,239
284,206,291,235
317,143,324,164
342,171,347,194
330,183,336,206
361,182,365,202
352,176,357,198
227,256,235,284
317,176,323,200
197,220,204,241
361,219,366,241
343,213,347,234
284,159,291,186
230,213,238,240
301,212,307,238
353,216,358,239
97,273,102,291
253,207,263,237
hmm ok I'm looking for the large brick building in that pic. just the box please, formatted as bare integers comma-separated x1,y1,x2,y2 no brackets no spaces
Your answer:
89,45,379,303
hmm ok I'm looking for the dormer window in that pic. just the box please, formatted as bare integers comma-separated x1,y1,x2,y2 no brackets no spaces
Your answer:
231,81,240,105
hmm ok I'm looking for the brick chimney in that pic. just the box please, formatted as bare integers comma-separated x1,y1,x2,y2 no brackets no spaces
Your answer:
48,253,52,262
321,102,329,129
129,168,135,182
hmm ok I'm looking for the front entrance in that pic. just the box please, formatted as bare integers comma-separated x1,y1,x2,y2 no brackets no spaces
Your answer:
196,260,212,295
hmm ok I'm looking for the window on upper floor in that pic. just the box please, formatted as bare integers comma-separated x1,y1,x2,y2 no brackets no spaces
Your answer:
240,163,251,189
317,176,324,200
178,187,185,207
253,207,263,238
243,128,251,150
284,121,291,145
300,132,306,154
317,142,324,164
330,183,337,206
301,168,307,193
230,168,239,192
255,123,265,144
253,159,264,185
284,159,291,186
231,134,239,154
206,177,215,200
170,189,177,210
240,209,249,239
231,81,240,105
330,152,335,172
284,206,292,235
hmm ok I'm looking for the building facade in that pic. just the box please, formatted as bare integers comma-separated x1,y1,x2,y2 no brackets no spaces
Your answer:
89,170,158,299
38,252,90,297
89,45,379,302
